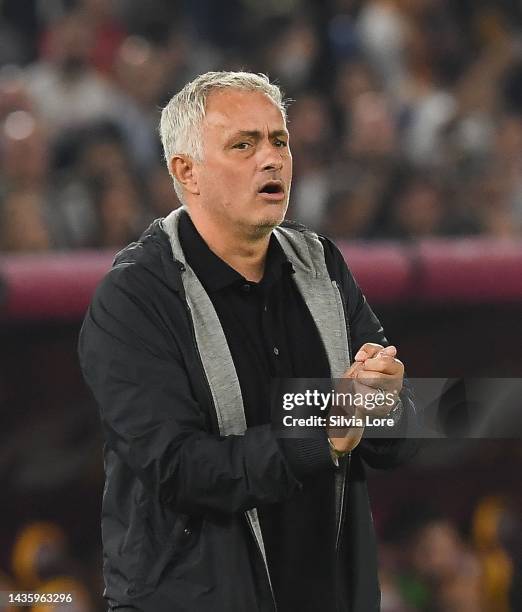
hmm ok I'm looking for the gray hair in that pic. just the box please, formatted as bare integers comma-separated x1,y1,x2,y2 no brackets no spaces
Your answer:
159,71,287,201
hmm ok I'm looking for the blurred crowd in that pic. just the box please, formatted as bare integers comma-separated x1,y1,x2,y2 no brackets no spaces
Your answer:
1,0,522,252
378,496,522,612
0,493,520,612
0,521,101,611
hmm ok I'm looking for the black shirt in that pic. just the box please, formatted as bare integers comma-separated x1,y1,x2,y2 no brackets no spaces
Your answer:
178,211,339,611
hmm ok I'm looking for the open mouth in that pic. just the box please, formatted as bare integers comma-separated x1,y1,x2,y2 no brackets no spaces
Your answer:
258,180,285,198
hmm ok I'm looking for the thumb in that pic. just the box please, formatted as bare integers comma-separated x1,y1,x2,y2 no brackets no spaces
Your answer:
342,361,363,379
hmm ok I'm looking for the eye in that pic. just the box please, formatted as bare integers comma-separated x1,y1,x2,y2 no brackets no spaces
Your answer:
274,138,287,148
233,142,251,150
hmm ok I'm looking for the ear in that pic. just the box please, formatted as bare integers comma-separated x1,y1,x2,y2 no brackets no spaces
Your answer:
170,155,200,196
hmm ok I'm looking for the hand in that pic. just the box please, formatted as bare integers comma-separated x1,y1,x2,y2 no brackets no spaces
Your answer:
351,342,404,417
350,342,404,397
327,343,404,453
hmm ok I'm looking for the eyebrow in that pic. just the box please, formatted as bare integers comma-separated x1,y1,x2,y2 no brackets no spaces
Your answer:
226,129,289,143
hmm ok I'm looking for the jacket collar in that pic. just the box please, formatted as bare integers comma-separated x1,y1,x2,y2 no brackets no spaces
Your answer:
112,215,186,295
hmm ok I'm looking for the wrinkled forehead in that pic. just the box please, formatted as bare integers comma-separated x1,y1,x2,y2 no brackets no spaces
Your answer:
202,89,287,137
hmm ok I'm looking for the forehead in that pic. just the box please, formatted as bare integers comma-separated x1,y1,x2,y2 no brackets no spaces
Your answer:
203,89,286,134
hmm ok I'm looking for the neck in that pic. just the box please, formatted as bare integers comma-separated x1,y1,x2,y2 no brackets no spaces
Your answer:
187,208,271,282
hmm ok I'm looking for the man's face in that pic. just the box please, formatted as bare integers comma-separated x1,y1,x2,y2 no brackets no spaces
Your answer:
193,89,292,236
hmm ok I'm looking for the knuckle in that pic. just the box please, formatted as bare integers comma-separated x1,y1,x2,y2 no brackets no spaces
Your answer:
363,342,383,352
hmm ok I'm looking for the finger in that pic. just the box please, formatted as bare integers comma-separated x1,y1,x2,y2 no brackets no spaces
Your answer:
359,404,395,418
376,345,397,358
362,356,404,376
353,343,385,362
341,362,362,378
355,370,403,394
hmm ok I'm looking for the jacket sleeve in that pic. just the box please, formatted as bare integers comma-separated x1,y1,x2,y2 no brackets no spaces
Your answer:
78,263,337,516
321,237,421,469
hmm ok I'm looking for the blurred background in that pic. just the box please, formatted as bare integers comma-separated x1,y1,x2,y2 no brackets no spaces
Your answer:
1,0,521,610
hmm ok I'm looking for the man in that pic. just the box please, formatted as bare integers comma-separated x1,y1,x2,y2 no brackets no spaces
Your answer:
79,71,418,612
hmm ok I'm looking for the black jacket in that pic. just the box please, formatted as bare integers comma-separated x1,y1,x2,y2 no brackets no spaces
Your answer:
78,217,418,612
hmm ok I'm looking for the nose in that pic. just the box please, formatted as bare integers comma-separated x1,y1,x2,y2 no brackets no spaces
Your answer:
262,158,283,172
259,141,284,172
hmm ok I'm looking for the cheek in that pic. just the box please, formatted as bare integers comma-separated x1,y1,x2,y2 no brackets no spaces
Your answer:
202,163,252,200
284,152,293,179
197,164,224,196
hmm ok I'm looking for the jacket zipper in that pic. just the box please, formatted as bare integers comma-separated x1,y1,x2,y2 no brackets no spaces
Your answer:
331,279,353,610
331,278,352,554
335,451,351,552
181,278,277,611
245,512,278,611
333,452,351,612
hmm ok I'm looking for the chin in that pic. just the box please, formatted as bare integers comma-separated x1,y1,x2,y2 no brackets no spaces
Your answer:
232,199,288,237
254,213,285,234
258,201,287,225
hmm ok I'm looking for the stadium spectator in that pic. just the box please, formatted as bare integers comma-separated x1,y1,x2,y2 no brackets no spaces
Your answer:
0,0,521,254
